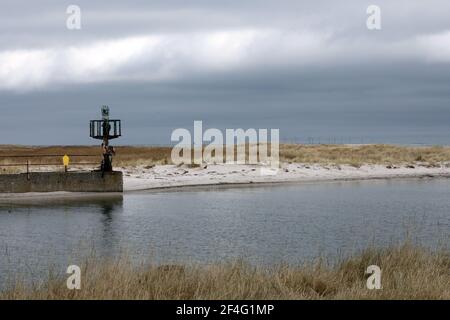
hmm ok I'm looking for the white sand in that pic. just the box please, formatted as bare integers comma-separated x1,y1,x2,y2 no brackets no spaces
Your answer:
121,163,450,191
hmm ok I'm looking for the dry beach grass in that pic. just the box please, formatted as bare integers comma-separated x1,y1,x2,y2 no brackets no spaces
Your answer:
0,145,171,173
1,144,450,173
1,243,449,300
280,144,450,167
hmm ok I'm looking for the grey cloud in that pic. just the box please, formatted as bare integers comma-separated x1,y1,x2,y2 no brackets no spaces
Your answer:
0,1,450,144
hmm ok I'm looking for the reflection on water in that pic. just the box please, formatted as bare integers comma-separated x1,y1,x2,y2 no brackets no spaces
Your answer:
0,179,449,287
0,195,123,287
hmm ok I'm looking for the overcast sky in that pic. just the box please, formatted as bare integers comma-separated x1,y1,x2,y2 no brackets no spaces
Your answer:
1,1,450,145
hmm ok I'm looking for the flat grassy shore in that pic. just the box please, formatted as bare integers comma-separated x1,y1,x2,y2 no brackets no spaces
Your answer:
1,144,450,170
2,243,449,299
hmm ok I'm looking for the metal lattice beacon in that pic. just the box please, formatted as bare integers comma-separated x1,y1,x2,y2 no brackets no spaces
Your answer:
90,106,122,173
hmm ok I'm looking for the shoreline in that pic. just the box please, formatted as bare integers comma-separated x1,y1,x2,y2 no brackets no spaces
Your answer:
122,162,450,191
1,163,449,199
127,172,450,194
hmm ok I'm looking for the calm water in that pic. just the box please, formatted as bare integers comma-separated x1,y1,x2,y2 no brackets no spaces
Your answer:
0,179,449,286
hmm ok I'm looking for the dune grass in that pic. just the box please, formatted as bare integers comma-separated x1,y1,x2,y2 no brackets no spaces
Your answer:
1,243,448,300
0,145,171,173
1,144,450,174
280,144,450,166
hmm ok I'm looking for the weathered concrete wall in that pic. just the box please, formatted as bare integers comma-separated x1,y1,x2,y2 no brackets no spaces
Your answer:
0,171,123,193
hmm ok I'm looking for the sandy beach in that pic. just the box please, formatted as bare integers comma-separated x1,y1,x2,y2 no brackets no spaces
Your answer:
121,162,450,191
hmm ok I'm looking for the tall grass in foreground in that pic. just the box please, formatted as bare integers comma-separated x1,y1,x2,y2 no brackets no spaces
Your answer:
2,243,449,300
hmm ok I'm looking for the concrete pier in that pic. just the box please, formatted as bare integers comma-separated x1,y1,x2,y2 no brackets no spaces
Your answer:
0,171,123,193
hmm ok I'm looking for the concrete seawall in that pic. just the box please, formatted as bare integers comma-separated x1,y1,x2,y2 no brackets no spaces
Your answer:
0,171,123,193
